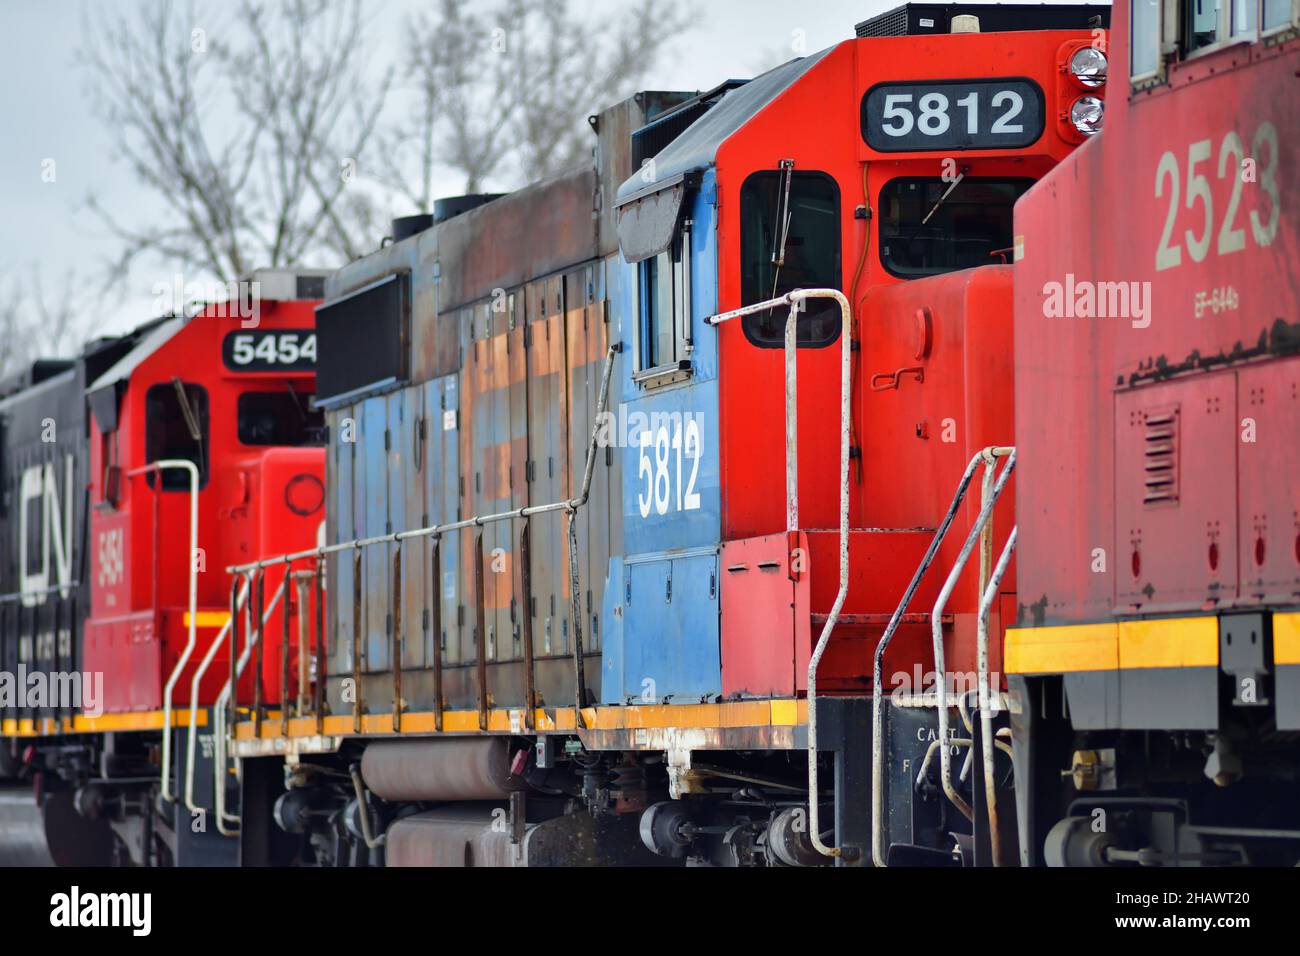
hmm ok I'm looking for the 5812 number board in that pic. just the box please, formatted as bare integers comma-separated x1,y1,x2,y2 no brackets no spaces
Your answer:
861,78,1044,152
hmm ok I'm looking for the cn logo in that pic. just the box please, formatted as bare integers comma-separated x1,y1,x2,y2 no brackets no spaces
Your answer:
97,529,124,587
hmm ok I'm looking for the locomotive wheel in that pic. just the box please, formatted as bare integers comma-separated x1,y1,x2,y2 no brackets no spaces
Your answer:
0,743,20,780
1043,814,1118,867
42,790,116,867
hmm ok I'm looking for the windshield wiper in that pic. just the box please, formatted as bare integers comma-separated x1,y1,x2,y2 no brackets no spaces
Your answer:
772,159,795,267
921,170,965,226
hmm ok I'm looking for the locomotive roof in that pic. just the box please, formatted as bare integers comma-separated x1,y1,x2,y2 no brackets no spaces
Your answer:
86,316,186,402
613,48,832,207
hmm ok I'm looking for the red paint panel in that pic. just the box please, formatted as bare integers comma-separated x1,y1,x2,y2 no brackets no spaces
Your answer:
1237,358,1300,602
1013,5,1299,628
720,533,809,699
805,529,939,694
1114,373,1239,613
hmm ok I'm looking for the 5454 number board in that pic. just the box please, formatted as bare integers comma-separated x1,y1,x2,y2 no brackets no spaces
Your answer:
861,78,1044,152
222,330,318,371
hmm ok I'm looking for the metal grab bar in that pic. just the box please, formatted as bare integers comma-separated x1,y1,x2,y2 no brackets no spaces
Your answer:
930,449,1016,823
214,571,287,835
126,460,199,804
870,446,1011,867
215,343,617,747
707,287,853,861
224,345,619,577
184,577,250,813
977,525,1017,865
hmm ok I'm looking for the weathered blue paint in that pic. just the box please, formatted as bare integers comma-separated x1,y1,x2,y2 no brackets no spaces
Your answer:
362,396,389,671
328,408,355,677
603,548,721,704
601,170,724,703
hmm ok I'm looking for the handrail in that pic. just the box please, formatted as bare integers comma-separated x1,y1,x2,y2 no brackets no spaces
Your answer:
223,345,618,577
977,525,1017,865
707,287,853,861
214,571,287,834
870,446,1010,867
184,577,249,813
215,343,617,752
929,449,1015,823
127,460,200,804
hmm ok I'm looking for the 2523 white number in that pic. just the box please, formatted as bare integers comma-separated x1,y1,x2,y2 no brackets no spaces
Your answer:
637,418,702,518
1155,122,1280,272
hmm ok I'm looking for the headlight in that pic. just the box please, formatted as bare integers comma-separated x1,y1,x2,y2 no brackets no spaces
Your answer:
1069,46,1108,87
1070,96,1105,136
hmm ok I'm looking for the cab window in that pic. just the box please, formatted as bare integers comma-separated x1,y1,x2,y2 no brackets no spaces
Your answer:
878,177,1033,279
1263,0,1292,29
145,381,209,490
238,391,325,446
1131,0,1160,78
739,169,841,348
639,224,692,373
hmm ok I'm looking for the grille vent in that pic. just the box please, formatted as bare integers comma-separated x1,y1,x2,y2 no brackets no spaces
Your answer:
857,8,910,36
1142,407,1179,505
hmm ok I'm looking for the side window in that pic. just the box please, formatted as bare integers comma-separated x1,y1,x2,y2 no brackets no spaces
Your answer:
1130,0,1160,79
145,382,209,490
1262,0,1292,29
638,221,692,376
1186,0,1227,53
739,170,841,349
238,391,325,446
1183,0,1295,52
879,177,1033,279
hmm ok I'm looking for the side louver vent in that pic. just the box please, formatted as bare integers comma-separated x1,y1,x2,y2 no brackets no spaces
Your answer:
1142,407,1179,505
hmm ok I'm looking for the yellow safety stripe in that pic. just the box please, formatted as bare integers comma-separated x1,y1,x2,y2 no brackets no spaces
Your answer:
182,610,232,628
1,709,209,737
1274,613,1300,665
1005,622,1118,674
1006,616,1220,674
234,699,809,741
1118,616,1218,669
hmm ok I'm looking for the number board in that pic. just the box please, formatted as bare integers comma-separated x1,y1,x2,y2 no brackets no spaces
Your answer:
861,78,1044,152
222,330,318,371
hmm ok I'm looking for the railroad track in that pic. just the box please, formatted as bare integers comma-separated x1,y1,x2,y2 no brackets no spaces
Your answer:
0,785,52,867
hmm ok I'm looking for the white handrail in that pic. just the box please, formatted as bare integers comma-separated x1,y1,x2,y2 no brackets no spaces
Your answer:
929,449,1015,822
214,573,287,834
184,577,249,812
707,287,853,861
128,460,199,803
977,525,1017,865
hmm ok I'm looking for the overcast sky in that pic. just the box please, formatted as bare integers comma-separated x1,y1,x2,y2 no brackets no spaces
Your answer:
0,0,1092,341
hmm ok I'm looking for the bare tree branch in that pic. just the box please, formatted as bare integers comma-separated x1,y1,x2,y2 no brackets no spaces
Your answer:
0,269,90,379
80,0,391,283
385,0,692,203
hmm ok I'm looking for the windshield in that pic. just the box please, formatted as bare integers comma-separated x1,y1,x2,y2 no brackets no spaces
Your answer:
739,169,842,348
878,177,1033,279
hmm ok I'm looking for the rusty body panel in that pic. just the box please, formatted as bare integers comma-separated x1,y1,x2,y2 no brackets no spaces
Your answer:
320,93,680,723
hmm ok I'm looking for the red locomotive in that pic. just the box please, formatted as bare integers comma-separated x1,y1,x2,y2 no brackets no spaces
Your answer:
1007,0,1300,865
1,271,326,864
2,0,1295,872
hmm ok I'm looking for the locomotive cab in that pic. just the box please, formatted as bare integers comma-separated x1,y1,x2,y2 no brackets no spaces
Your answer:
602,10,1112,864
84,270,328,717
